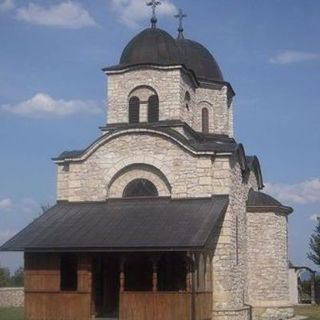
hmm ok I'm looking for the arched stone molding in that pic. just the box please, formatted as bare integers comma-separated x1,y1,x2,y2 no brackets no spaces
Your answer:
53,129,216,165
106,161,172,198
128,85,158,123
128,85,157,101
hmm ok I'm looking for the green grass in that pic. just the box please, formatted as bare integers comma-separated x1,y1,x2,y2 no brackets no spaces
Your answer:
294,305,320,320
0,306,319,320
0,307,23,320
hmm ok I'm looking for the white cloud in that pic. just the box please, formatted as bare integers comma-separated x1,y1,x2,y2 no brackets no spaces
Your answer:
0,0,14,12
0,198,12,210
2,93,102,118
264,178,320,204
110,0,177,29
16,1,97,29
310,214,320,223
269,50,320,64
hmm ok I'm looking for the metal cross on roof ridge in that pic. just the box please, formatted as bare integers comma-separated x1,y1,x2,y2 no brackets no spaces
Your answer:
174,8,187,39
147,0,161,28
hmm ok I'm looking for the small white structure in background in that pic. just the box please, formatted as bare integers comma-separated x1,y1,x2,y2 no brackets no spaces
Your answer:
289,265,316,305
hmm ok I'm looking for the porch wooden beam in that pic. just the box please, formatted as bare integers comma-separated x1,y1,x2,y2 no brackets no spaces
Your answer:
120,256,126,293
152,262,158,292
150,254,161,292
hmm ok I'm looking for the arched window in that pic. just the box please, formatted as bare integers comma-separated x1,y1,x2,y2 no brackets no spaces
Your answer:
184,91,191,110
129,96,140,124
202,108,209,133
148,95,159,123
123,179,158,198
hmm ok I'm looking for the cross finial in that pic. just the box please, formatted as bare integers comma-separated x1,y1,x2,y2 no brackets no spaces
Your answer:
147,0,161,28
174,8,187,39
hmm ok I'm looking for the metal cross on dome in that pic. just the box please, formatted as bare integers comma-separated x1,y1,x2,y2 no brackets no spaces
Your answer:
147,0,161,28
175,8,187,39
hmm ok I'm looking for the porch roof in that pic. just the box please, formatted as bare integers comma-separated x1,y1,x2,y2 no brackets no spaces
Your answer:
0,196,228,252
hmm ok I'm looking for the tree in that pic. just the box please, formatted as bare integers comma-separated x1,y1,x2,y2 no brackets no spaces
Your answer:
11,266,24,287
308,216,320,266
0,266,11,287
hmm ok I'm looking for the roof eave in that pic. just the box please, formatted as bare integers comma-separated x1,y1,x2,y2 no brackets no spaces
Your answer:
246,205,293,215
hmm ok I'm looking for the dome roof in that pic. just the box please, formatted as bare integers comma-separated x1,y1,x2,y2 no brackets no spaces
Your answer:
120,28,181,66
116,27,224,83
177,38,224,82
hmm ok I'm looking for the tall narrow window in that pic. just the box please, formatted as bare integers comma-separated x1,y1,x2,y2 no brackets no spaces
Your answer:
60,254,77,291
129,96,140,123
148,95,159,123
184,91,191,110
202,108,209,133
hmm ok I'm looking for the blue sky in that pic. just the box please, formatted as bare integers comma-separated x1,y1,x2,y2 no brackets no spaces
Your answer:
0,0,319,272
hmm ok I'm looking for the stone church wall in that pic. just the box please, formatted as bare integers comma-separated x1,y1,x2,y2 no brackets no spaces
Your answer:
195,86,231,135
210,157,254,319
247,210,293,319
57,131,223,201
107,68,183,124
106,68,232,136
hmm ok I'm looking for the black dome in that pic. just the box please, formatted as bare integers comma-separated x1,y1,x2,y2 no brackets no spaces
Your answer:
120,28,181,66
177,38,224,82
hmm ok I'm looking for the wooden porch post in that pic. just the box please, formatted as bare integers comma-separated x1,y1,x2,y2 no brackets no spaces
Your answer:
150,254,160,292
186,266,192,292
191,255,196,320
311,271,316,305
152,259,158,292
185,253,196,320
120,256,126,293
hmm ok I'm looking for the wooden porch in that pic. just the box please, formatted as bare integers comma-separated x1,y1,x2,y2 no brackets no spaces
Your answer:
120,291,212,320
24,251,213,320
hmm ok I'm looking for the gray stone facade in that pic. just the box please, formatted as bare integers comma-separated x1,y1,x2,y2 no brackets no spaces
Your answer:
0,287,24,307
54,61,293,320
106,66,232,136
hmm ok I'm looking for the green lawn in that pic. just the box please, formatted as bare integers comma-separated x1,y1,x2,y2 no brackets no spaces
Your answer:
0,306,319,320
0,307,23,320
294,305,320,320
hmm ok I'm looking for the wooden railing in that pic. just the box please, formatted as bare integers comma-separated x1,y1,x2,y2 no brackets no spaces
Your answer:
120,291,212,320
25,292,91,320
120,292,192,320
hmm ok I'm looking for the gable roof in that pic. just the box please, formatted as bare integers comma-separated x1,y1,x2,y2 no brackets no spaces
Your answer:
0,196,228,252
52,121,264,190
247,190,293,214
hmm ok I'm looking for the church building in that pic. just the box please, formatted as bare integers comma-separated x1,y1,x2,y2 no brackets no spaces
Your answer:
1,4,294,320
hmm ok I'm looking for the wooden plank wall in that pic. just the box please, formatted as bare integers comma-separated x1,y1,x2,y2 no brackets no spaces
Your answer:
120,292,192,320
195,292,212,320
25,293,91,320
24,253,92,320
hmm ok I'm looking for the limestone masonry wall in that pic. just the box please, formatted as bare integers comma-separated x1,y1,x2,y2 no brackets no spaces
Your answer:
247,210,293,319
106,68,232,136
196,86,230,135
0,288,24,307
107,68,182,124
58,132,218,201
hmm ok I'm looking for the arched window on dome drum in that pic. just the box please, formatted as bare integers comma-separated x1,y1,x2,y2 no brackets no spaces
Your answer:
184,91,191,110
129,96,140,124
123,179,158,198
148,95,159,123
202,107,209,133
